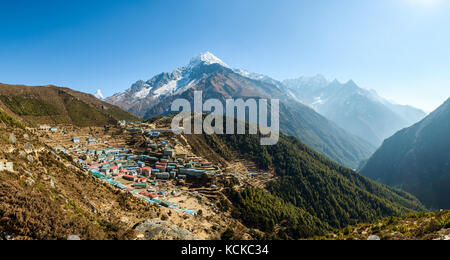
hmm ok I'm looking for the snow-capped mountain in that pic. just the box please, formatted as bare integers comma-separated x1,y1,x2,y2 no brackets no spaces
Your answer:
107,52,231,115
106,52,376,169
283,77,427,146
233,68,287,93
94,89,105,100
190,51,229,68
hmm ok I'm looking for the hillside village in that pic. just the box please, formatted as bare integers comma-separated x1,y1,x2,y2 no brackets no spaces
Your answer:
0,109,259,240
31,117,274,235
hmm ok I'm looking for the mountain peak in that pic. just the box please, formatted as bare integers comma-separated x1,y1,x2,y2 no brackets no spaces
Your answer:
189,51,229,68
283,74,329,88
346,79,358,87
331,79,341,84
312,74,327,81
94,89,104,100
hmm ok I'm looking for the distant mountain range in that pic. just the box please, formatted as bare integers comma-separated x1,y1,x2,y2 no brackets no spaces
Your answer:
107,52,375,169
360,98,450,210
94,89,105,100
283,75,427,146
0,83,139,127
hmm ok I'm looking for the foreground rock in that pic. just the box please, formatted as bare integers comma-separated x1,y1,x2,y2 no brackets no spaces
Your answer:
135,219,199,240
367,235,381,241
67,235,81,240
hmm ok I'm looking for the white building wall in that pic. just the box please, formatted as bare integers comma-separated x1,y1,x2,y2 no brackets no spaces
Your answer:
0,162,13,172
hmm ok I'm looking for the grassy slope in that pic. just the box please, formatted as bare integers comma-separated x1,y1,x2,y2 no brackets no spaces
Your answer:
0,109,25,129
0,83,140,127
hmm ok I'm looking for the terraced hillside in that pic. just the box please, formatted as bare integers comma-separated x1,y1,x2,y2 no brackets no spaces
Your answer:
0,83,140,127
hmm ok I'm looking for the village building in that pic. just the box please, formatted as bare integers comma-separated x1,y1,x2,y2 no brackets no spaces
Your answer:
155,172,170,180
132,182,147,189
39,125,51,131
140,167,152,177
127,128,143,134
52,122,223,216
0,160,14,172
155,162,167,172
122,175,136,182
163,148,176,158
54,147,66,154
202,161,213,167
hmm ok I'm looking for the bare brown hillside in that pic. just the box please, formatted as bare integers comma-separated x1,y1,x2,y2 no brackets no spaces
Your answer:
0,110,154,240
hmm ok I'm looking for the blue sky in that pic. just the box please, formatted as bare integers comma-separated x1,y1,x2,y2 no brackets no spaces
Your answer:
1,0,449,111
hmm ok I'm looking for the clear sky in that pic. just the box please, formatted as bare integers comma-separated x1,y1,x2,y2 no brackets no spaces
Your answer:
1,0,449,111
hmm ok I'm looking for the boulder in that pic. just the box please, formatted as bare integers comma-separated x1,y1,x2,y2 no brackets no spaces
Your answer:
24,142,34,150
367,235,381,241
67,235,81,240
9,133,16,144
27,155,35,163
135,219,199,240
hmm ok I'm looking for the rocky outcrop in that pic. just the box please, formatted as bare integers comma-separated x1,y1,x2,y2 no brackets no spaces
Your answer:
135,219,199,240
